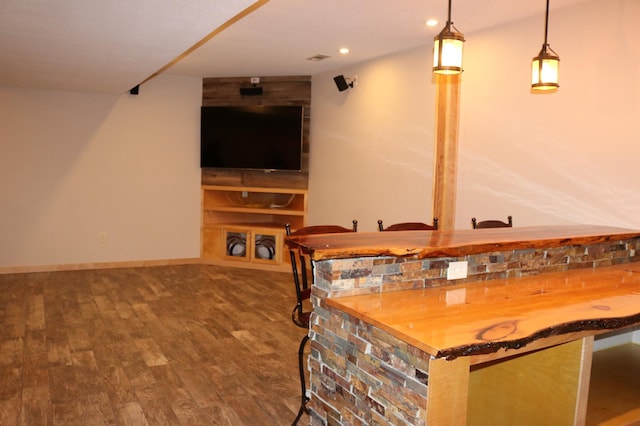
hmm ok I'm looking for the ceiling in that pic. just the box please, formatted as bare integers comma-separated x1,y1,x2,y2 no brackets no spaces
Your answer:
0,0,590,94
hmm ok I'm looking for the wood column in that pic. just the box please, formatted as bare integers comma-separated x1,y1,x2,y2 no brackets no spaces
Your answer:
432,73,461,230
426,356,470,425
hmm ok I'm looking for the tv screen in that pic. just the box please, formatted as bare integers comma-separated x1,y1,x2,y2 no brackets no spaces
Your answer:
200,105,304,172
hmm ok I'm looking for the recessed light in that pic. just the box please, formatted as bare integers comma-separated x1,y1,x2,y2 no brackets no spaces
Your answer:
426,19,438,27
338,47,350,55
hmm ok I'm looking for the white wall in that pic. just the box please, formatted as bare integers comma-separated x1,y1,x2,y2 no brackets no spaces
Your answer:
0,74,202,268
457,0,640,228
309,0,640,231
594,327,640,351
309,47,437,232
2,0,639,268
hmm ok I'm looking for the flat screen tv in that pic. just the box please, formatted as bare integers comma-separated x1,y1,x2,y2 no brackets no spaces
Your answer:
200,105,304,172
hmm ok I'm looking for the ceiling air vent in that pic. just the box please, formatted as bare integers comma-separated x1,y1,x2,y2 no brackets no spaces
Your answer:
307,54,331,62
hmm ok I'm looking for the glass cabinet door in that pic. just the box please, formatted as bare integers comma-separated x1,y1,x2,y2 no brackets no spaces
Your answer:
225,230,248,260
223,227,282,264
253,231,281,264
254,234,276,260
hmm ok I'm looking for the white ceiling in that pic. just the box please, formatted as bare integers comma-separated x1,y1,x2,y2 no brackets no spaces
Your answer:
0,0,590,94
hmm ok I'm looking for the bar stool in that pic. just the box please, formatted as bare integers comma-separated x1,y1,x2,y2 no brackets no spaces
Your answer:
377,218,438,231
472,216,513,229
284,220,357,425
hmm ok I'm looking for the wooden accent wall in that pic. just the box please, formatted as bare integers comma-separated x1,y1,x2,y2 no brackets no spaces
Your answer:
201,75,311,189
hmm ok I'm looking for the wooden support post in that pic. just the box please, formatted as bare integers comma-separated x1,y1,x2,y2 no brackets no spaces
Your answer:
432,73,461,230
426,356,470,425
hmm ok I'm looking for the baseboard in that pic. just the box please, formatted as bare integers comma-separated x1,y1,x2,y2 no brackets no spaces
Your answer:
0,257,203,275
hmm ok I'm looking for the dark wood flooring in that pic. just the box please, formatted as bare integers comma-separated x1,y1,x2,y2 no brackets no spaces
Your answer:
1,264,639,425
0,264,305,425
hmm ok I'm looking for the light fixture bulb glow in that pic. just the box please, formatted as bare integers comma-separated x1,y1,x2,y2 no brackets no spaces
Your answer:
433,37,464,73
531,57,559,89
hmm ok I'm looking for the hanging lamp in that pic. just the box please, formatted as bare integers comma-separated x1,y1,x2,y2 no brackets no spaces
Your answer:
531,0,560,91
433,0,465,75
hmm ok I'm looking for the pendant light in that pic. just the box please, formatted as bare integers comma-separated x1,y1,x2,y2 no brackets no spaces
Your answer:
531,0,560,91
433,0,465,75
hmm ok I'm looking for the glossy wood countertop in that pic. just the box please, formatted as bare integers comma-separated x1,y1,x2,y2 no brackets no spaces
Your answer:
285,225,640,261
327,262,640,362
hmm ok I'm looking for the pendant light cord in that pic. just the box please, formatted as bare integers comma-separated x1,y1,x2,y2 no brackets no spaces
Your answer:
543,0,550,46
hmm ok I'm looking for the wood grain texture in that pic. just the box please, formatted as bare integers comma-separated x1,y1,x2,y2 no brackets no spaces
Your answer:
426,356,470,426
0,265,304,425
327,262,640,360
432,73,461,231
467,338,588,426
285,224,640,261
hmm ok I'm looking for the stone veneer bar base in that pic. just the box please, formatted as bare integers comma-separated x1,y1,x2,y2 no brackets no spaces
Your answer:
307,236,640,425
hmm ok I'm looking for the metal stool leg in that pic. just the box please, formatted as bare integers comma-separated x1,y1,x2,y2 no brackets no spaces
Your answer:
292,334,310,425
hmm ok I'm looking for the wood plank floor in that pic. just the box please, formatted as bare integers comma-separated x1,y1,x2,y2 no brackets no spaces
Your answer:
1,263,638,425
0,265,306,425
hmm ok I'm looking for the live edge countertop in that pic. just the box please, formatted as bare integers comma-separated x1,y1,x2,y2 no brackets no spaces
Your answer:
328,262,640,362
284,224,640,261
285,225,640,362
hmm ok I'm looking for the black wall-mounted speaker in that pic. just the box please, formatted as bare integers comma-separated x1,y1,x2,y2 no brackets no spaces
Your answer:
333,75,350,92
239,86,263,96
129,85,140,95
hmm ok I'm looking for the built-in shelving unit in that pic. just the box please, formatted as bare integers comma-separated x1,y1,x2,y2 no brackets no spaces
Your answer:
200,75,311,272
201,185,307,272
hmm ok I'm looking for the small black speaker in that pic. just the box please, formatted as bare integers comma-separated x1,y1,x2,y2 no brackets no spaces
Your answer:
129,85,139,95
334,75,349,92
239,86,263,96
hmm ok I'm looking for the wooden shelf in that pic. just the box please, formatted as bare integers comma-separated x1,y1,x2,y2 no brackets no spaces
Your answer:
204,206,305,215
201,185,307,271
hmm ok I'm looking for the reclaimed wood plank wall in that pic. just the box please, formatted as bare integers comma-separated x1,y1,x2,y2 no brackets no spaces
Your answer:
201,75,311,189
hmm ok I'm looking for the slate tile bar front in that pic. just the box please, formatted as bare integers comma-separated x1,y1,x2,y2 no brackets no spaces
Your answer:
282,226,640,425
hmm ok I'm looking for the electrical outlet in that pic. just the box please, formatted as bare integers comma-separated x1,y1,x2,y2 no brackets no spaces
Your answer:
99,232,108,244
242,191,249,198
447,261,468,280
250,77,260,84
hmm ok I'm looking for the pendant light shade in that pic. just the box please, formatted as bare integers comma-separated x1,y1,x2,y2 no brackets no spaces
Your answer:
531,0,559,91
531,47,559,90
433,0,464,75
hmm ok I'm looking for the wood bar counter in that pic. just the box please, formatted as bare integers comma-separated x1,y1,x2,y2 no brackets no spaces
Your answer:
285,225,640,425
